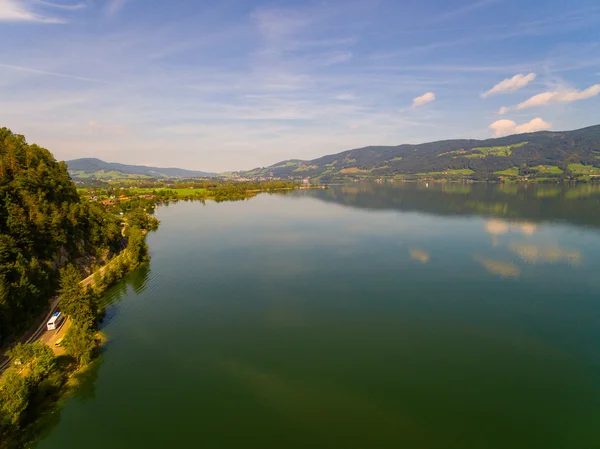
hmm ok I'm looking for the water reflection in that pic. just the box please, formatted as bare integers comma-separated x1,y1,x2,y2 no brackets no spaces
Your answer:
484,219,538,236
129,263,151,294
29,356,105,448
409,248,430,263
217,358,431,447
475,256,521,278
71,355,104,403
509,244,582,265
303,183,600,228
32,191,600,449
102,263,151,308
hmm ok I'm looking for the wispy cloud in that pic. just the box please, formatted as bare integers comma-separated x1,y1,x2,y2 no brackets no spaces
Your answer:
333,93,357,101
106,0,128,16
428,0,502,24
489,117,551,137
481,73,536,98
0,0,65,22
37,0,88,10
516,84,600,110
412,92,435,107
324,51,353,65
251,6,312,41
86,120,126,136
0,63,109,84
497,106,510,115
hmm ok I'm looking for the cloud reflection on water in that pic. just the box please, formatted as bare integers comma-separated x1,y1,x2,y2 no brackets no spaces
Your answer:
509,243,582,265
409,248,430,263
484,219,537,236
475,256,520,278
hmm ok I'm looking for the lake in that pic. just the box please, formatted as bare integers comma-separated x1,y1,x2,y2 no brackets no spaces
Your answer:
33,183,600,449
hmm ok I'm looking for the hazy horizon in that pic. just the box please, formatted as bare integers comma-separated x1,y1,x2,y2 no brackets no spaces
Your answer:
65,122,599,173
1,0,600,172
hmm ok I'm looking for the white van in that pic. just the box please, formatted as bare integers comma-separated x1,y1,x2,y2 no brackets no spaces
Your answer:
46,312,64,331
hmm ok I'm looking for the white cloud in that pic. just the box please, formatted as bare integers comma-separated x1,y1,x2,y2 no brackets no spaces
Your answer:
516,84,600,109
0,0,65,22
497,106,510,115
412,92,435,107
489,118,551,137
481,73,536,98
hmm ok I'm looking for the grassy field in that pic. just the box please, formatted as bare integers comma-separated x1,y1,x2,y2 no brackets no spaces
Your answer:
468,145,512,158
455,141,528,159
568,164,600,175
444,168,474,175
494,167,520,176
70,170,153,180
531,165,563,175
415,171,443,176
128,187,209,195
340,167,369,174
292,164,317,172
411,169,474,177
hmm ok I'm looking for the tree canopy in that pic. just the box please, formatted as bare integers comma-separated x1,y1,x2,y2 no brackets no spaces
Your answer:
0,127,122,341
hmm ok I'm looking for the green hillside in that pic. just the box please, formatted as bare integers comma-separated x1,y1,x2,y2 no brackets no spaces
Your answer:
235,125,600,182
67,158,214,180
0,129,123,342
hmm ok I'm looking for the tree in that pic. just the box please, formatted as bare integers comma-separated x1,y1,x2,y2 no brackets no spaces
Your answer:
125,208,156,231
58,265,97,325
125,227,149,266
7,342,56,384
63,322,96,366
0,127,123,341
0,371,30,428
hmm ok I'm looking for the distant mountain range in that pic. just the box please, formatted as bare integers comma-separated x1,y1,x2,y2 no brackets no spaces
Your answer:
67,158,215,179
234,125,600,181
68,125,600,182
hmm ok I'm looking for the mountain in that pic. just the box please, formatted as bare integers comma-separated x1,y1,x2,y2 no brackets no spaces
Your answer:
235,125,600,182
67,158,215,179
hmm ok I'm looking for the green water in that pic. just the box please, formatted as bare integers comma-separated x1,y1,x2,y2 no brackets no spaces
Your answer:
34,183,600,449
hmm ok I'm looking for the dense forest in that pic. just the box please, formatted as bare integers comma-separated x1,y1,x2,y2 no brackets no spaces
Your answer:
237,124,600,182
0,128,123,342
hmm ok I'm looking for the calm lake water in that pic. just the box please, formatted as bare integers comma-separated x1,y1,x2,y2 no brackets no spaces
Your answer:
34,183,600,449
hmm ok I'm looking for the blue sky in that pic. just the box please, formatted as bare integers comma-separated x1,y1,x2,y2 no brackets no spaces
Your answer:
1,0,599,172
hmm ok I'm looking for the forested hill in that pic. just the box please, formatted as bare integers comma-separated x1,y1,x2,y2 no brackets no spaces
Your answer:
237,124,600,182
0,129,123,341
67,158,215,179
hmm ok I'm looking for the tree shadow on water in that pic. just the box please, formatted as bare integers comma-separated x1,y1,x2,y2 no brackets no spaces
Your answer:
127,262,150,295
19,355,104,449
